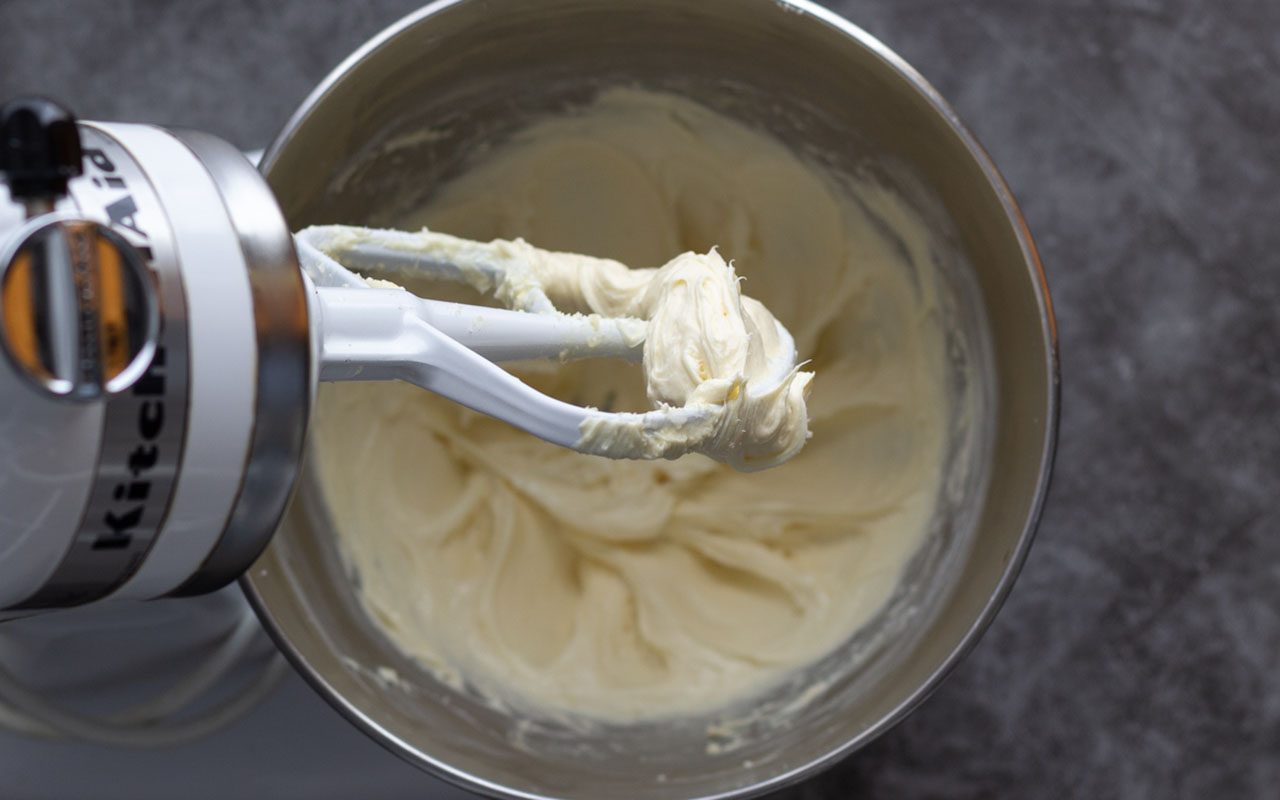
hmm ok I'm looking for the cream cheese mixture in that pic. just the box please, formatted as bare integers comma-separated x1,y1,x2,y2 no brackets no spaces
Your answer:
301,226,813,469
313,89,951,720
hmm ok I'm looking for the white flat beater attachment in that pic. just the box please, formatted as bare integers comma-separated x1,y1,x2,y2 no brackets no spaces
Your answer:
294,226,799,459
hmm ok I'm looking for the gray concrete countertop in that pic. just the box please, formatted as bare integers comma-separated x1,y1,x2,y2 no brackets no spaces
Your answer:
1,1,1276,798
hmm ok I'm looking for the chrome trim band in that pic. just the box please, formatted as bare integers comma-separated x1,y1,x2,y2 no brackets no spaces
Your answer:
166,129,311,597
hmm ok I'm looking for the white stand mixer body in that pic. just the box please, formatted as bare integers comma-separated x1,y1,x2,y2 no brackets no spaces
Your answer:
0,118,312,612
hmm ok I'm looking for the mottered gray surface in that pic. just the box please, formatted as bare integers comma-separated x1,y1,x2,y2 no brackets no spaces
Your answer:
1,1,1277,797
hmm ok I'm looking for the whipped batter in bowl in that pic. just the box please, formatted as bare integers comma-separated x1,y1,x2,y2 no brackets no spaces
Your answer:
312,89,955,721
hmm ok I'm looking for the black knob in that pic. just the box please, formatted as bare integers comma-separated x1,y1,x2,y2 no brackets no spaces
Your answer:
0,96,83,203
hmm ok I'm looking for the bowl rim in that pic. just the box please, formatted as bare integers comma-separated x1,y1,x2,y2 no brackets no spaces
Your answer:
247,1,1061,798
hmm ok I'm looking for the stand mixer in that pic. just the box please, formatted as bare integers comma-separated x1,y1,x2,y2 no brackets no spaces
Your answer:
0,96,802,615
0,96,303,612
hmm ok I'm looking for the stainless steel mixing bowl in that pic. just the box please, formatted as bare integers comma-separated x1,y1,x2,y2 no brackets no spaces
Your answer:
244,1,1058,798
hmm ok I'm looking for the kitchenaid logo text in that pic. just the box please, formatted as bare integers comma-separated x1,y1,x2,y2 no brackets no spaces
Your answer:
84,148,155,262
96,347,167,549
82,146,165,552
